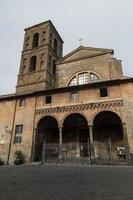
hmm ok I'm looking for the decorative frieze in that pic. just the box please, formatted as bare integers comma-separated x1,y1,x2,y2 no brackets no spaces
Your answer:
35,100,123,115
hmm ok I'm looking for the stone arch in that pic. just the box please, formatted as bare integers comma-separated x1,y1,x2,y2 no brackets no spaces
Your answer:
93,110,125,162
92,109,123,124
34,115,59,161
61,111,89,127
35,114,60,129
62,113,89,142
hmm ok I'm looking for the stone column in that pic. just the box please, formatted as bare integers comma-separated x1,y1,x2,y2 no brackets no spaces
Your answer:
88,124,95,164
76,126,80,158
31,128,38,162
122,122,130,162
59,126,63,163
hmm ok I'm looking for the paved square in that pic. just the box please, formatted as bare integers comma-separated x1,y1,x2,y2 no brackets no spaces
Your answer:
0,165,133,200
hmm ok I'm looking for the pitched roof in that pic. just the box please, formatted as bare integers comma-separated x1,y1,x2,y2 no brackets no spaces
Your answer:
58,46,114,64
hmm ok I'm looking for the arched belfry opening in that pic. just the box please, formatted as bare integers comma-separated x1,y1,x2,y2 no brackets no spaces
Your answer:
63,113,90,159
53,60,56,75
32,33,39,48
34,116,59,161
93,111,125,162
54,38,58,53
29,56,36,72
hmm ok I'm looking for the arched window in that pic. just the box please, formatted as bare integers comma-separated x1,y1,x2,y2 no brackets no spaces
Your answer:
78,73,88,85
53,60,56,75
54,38,58,53
69,76,77,86
32,33,39,48
90,73,101,83
21,66,26,74
68,72,101,86
48,55,52,67
29,56,36,72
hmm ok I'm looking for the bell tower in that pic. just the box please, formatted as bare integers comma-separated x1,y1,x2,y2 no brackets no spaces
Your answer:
16,20,63,94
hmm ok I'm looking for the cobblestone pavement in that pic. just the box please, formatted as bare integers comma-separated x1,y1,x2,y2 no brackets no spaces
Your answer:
0,164,133,200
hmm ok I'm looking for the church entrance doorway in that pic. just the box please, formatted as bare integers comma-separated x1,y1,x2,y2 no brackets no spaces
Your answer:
62,113,90,163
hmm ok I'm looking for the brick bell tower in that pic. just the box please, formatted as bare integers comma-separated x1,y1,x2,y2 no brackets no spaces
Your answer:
16,20,63,94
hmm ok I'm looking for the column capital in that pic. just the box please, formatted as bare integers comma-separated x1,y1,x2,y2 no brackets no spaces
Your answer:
88,123,93,127
58,121,63,128
58,126,63,129
121,122,126,127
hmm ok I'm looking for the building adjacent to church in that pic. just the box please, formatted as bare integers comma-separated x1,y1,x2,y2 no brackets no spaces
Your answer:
0,20,133,165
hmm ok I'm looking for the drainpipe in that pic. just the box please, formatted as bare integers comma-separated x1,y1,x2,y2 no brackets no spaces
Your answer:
31,95,37,162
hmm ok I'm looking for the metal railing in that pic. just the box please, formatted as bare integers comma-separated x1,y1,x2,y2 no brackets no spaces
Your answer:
41,141,127,165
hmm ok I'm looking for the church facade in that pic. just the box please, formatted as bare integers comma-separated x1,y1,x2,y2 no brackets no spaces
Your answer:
0,20,133,165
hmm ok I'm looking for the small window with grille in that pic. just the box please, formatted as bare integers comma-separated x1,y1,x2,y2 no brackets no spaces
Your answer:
45,96,52,104
19,98,25,107
14,125,23,144
70,91,79,102
100,87,108,97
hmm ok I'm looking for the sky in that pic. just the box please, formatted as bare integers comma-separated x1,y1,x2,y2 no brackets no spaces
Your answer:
0,0,133,95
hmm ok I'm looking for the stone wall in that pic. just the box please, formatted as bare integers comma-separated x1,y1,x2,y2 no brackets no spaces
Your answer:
121,83,133,152
0,99,16,163
9,96,36,164
57,53,123,88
